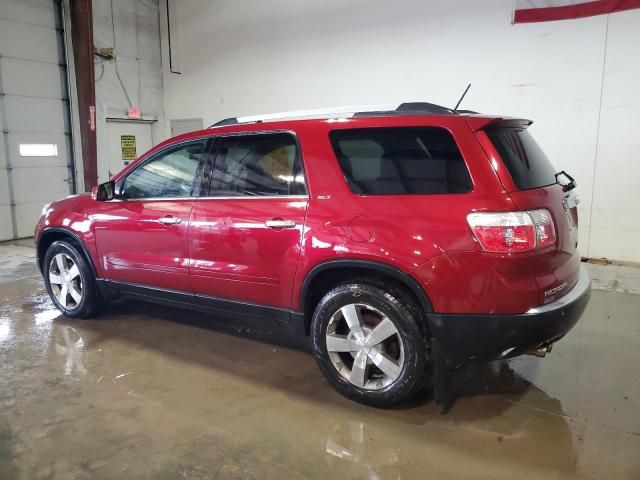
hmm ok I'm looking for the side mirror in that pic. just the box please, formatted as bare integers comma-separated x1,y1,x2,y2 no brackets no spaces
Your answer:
95,181,116,201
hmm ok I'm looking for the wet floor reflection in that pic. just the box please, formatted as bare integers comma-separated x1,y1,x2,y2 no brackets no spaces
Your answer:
1,269,639,479
325,421,399,479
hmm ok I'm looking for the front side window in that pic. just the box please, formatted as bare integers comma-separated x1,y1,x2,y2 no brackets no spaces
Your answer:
121,140,206,199
210,133,307,196
330,127,472,195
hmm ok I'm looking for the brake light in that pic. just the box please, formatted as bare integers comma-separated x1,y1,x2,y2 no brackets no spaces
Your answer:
467,209,556,253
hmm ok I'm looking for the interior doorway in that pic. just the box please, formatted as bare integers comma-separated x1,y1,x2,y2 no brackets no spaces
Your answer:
105,120,153,179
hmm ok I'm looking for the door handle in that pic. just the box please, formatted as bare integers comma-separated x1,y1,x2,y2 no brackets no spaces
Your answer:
158,215,182,225
265,218,296,229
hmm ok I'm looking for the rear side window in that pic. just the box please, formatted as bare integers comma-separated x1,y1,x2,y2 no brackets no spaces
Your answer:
210,133,307,196
330,127,472,195
487,127,557,190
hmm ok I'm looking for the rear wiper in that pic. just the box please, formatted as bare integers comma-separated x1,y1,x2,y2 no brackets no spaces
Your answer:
555,170,577,192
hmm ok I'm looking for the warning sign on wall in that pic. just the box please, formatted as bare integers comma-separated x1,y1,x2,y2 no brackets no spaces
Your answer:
120,135,137,160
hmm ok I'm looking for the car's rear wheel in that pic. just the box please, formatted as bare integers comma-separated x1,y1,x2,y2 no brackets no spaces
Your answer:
43,240,98,319
311,281,429,408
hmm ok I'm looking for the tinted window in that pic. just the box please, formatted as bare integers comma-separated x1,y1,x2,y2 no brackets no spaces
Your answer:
330,127,472,195
121,141,205,199
210,133,307,196
487,127,557,190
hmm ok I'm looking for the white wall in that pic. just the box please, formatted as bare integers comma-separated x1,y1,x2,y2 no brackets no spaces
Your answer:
160,0,640,263
93,0,164,182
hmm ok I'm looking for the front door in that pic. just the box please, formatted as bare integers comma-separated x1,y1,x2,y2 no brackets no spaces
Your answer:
105,120,153,181
189,132,309,308
95,138,209,291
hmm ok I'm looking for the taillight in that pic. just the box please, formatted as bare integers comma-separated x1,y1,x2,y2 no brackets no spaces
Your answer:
528,209,555,248
467,209,556,253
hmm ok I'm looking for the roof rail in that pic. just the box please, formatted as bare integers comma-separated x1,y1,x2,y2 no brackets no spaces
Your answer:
212,117,239,127
209,102,457,127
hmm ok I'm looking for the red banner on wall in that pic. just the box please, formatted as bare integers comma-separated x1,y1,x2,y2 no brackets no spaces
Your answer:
514,0,640,23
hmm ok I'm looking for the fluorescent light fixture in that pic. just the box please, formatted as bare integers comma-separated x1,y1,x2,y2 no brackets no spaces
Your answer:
19,143,58,157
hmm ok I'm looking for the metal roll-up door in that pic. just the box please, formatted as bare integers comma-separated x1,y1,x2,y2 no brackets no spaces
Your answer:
0,0,75,240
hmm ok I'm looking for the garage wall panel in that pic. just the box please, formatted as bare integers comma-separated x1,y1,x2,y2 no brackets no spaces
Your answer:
0,206,13,240
0,58,66,100
11,167,69,204
140,59,163,90
14,203,46,238
0,133,5,169
7,132,68,170
0,168,10,204
2,97,68,134
0,131,10,237
0,0,58,29
136,4,162,65
0,18,61,64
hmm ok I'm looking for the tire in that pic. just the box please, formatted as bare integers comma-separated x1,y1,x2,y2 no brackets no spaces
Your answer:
311,281,429,408
43,240,99,319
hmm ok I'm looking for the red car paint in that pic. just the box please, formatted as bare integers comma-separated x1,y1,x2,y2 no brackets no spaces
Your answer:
35,113,581,319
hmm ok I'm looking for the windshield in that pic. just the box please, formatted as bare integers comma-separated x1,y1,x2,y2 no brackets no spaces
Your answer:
487,127,557,190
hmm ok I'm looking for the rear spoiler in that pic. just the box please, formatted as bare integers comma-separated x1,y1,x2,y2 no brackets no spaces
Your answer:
466,116,533,132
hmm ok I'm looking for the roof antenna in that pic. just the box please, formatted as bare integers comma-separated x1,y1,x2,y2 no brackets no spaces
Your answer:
454,83,471,111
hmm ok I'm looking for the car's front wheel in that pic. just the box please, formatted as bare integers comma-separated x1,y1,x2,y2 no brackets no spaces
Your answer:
311,281,429,408
43,240,98,319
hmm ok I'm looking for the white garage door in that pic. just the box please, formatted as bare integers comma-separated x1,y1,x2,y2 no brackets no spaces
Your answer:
0,0,75,240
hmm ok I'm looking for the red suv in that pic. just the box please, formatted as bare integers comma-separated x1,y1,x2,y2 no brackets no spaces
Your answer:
35,103,590,407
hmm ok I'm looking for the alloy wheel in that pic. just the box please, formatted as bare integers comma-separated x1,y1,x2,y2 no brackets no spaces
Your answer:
326,303,405,390
48,253,83,310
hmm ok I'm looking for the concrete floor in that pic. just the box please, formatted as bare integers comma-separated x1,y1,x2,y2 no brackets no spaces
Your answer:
1,240,639,480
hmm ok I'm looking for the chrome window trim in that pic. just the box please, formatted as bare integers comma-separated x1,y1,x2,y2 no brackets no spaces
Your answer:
109,194,310,202
196,194,310,200
107,197,197,202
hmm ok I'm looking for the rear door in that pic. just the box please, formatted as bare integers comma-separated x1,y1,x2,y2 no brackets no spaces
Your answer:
189,132,308,308
480,124,580,304
94,138,209,290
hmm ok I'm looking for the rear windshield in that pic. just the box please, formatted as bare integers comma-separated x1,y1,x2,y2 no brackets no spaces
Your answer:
329,127,472,195
487,127,557,190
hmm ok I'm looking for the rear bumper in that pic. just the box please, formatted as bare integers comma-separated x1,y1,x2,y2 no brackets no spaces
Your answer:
427,264,591,368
